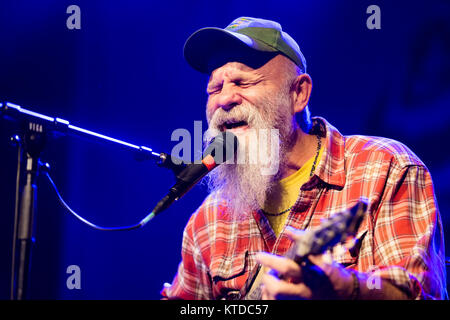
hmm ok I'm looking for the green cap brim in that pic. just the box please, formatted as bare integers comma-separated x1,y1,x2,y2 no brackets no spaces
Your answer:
183,27,280,74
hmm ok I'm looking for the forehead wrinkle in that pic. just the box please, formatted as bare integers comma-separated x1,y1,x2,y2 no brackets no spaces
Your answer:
209,62,260,82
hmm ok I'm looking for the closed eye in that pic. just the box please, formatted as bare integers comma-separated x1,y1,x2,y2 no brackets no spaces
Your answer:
235,81,249,87
207,79,260,95
235,80,259,88
207,86,221,95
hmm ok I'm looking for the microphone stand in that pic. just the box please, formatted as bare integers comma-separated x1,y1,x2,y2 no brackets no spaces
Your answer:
12,124,45,300
1,101,184,300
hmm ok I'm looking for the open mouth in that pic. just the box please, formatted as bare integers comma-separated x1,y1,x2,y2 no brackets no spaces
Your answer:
221,120,248,131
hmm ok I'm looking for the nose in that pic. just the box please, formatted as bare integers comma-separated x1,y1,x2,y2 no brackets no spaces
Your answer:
216,85,242,112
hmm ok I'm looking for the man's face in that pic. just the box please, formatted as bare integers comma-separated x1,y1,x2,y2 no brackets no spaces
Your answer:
205,55,292,134
203,55,298,217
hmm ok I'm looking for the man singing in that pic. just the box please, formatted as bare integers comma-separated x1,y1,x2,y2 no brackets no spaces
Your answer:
161,17,447,300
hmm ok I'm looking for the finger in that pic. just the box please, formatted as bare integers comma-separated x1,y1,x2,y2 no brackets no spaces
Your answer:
262,272,312,300
256,252,302,280
307,254,325,266
284,226,306,241
307,254,335,276
261,284,273,300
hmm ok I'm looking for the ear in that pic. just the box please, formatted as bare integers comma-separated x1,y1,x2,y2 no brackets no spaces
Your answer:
291,73,313,114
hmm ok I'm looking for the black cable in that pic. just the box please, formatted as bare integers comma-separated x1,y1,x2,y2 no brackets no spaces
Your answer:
44,171,156,231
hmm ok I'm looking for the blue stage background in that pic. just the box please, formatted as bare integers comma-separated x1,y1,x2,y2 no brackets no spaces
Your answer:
0,0,449,299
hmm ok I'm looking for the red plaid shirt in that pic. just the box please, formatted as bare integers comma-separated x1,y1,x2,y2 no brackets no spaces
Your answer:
161,117,447,300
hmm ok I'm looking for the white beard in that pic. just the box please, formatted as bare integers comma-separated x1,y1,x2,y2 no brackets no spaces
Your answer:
203,90,296,219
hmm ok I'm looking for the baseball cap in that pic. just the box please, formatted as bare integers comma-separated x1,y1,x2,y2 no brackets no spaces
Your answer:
183,17,307,74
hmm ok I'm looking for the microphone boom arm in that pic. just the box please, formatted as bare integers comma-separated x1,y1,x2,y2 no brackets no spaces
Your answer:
0,101,167,163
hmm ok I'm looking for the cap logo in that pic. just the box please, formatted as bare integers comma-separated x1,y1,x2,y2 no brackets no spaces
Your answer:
226,17,253,30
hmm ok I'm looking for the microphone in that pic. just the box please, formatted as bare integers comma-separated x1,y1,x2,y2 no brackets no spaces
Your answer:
151,131,238,216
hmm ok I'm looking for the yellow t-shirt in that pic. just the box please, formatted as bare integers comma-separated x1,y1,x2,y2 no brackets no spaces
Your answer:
261,146,324,237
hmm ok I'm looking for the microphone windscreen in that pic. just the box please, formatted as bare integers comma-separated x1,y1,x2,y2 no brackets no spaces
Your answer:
203,131,238,164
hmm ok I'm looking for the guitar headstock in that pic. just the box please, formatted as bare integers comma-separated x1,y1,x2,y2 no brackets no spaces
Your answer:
294,200,367,260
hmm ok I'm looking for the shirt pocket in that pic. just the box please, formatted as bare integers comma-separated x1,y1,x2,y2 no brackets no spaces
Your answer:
209,250,251,299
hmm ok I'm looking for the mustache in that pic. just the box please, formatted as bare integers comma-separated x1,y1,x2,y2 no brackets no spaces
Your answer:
208,104,260,131
204,104,261,146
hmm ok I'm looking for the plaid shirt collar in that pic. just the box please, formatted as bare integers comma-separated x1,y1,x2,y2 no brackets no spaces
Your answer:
310,116,347,189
